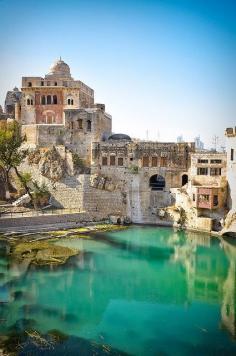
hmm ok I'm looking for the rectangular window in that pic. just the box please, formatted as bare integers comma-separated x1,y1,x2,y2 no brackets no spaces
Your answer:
78,119,83,129
210,168,221,176
160,157,167,167
193,194,195,202
102,157,107,166
210,159,222,164
198,159,208,164
231,148,234,161
151,157,158,167
213,195,218,206
110,156,115,166
41,81,44,86
118,157,124,166
197,167,208,175
143,157,149,167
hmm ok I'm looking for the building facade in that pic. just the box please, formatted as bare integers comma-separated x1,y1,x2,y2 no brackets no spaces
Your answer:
225,127,236,211
2,59,234,234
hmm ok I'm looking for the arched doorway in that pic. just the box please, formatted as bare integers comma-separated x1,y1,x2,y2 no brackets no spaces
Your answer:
182,174,188,186
149,175,165,191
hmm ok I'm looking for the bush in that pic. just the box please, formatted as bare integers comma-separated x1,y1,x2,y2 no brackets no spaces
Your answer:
72,153,85,169
128,165,139,174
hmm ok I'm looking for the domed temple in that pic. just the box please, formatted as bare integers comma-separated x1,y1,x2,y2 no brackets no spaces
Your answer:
3,58,229,235
46,58,73,80
14,59,112,164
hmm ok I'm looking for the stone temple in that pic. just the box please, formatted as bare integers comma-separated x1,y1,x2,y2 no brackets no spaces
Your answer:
1,59,234,234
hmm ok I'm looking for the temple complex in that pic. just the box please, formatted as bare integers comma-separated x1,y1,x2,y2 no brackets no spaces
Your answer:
1,59,235,235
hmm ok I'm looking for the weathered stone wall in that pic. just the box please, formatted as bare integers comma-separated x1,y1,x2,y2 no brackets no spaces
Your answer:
22,125,65,147
19,153,125,218
225,130,236,211
0,212,103,230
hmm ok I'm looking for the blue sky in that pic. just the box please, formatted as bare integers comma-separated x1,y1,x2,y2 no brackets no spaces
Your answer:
0,0,235,148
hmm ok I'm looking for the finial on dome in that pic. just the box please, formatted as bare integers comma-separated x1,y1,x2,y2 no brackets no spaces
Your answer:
46,58,72,79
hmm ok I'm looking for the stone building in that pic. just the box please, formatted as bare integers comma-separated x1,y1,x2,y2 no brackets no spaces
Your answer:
91,137,195,223
225,127,236,211
4,59,234,233
17,59,111,165
21,58,94,125
172,152,227,232
4,87,22,117
189,152,227,211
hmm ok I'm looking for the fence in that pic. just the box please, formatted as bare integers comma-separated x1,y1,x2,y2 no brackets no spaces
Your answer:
0,208,84,219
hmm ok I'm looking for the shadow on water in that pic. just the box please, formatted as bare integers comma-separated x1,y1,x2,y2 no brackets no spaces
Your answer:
89,232,175,261
1,325,129,356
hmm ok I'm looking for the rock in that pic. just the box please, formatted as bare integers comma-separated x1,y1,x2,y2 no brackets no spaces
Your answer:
12,194,31,207
11,241,78,266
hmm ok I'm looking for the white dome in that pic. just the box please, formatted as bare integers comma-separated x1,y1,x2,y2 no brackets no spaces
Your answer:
47,58,72,79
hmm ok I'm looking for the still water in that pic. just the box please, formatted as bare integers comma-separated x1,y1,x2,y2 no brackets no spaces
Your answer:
0,226,236,355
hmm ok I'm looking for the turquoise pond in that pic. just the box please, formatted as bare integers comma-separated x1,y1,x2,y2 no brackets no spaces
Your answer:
0,226,236,355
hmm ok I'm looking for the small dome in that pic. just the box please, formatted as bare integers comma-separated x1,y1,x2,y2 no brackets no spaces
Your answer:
108,133,132,141
47,58,72,79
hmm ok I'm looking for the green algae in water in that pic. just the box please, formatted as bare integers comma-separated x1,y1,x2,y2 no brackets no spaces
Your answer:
0,227,236,355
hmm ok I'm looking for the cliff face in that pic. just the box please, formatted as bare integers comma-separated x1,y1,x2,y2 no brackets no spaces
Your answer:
27,147,75,182
222,210,236,236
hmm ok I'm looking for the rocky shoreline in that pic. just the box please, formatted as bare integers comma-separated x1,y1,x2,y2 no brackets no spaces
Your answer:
0,224,128,267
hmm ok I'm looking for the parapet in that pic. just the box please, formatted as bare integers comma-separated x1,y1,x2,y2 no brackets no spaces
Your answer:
225,127,236,137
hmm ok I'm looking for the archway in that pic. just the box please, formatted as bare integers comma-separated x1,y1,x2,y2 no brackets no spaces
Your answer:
149,175,165,191
182,174,188,186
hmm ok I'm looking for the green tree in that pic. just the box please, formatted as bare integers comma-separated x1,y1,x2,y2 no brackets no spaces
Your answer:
0,121,31,200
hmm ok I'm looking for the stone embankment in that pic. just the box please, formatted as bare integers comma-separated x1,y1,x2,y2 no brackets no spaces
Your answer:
0,212,107,233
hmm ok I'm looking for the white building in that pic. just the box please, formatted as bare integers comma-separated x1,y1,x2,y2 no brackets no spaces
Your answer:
225,127,236,211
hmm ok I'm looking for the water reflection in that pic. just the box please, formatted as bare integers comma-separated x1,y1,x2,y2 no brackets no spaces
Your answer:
0,228,236,354
220,237,236,338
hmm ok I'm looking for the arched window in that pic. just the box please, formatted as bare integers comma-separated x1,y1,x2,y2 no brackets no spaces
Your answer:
71,99,74,105
53,95,57,104
182,174,188,186
68,98,71,105
54,82,57,86
47,95,52,105
149,175,165,191
27,99,30,105
41,95,46,105
87,120,91,132
28,82,32,87
30,99,33,105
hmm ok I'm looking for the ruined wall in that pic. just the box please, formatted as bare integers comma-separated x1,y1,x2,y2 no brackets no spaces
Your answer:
22,125,65,147
90,139,195,224
19,148,125,218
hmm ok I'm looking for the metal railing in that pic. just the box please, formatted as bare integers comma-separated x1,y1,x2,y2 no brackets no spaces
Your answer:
0,208,85,219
